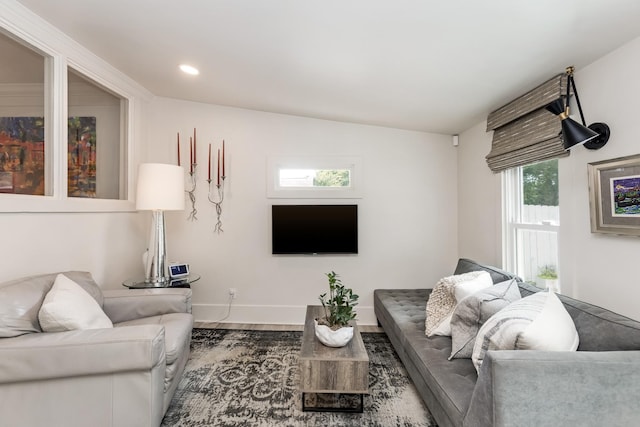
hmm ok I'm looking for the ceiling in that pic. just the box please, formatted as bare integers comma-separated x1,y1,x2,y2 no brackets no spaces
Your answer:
14,0,640,134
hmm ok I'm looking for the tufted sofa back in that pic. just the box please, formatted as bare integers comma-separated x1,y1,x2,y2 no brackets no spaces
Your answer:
453,258,522,283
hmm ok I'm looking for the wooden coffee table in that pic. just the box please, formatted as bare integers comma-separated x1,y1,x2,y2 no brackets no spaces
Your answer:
299,305,369,412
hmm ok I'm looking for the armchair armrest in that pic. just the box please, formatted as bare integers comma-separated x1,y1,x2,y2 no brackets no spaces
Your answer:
464,350,640,427
0,325,165,384
102,288,192,323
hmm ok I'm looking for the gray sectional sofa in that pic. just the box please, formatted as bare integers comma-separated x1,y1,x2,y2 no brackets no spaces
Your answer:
374,258,640,427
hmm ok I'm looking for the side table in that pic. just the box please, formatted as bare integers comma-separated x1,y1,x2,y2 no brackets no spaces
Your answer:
122,274,200,289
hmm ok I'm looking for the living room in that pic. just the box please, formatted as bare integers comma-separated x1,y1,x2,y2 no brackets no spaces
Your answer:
2,1,639,325
2,1,640,425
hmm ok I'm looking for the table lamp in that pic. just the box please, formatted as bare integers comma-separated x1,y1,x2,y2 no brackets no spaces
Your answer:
136,163,185,284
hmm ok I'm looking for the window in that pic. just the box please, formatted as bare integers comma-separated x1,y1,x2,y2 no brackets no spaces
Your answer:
267,156,362,198
278,168,351,188
0,30,48,196
504,159,560,291
0,7,142,212
68,69,127,199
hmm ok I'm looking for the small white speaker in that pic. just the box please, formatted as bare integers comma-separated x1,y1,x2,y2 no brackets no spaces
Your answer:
452,135,459,146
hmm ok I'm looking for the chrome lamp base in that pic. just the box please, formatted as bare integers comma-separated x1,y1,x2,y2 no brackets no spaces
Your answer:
144,210,170,284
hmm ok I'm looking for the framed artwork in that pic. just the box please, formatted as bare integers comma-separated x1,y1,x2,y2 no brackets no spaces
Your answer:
0,117,45,195
588,154,640,236
0,116,98,197
68,116,97,197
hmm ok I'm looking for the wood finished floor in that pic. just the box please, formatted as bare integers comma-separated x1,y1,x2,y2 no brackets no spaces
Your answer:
194,321,384,333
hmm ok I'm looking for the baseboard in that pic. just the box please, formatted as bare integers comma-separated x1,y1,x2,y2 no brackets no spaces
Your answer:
192,303,377,326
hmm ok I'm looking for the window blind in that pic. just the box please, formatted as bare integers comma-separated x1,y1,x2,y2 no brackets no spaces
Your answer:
485,73,569,172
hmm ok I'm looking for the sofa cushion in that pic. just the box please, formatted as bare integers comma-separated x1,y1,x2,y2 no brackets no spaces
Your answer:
64,271,105,307
116,312,193,366
0,273,56,337
39,274,113,332
454,258,521,283
425,271,492,337
0,271,103,337
117,312,193,394
449,279,521,359
375,288,477,427
472,291,579,372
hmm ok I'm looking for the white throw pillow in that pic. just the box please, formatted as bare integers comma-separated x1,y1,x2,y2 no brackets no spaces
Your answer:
518,291,580,350
471,291,579,372
425,271,492,337
452,272,494,302
39,273,113,332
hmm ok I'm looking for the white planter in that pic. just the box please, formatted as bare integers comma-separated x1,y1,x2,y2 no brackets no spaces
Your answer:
544,278,559,293
314,319,354,347
536,277,559,292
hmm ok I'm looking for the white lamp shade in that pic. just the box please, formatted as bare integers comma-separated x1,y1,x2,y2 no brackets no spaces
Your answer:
136,163,185,211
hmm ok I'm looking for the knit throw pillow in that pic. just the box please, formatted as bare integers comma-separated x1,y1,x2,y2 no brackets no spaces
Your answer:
425,271,492,337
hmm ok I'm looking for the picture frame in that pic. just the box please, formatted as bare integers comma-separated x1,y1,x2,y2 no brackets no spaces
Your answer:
0,117,45,195
588,153,640,236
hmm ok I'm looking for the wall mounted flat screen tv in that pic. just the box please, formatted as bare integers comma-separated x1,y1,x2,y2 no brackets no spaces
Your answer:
271,204,358,254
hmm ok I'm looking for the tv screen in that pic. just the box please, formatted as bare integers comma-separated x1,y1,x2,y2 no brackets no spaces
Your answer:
271,205,358,254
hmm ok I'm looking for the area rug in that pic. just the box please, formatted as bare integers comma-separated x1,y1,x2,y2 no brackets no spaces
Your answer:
161,328,436,427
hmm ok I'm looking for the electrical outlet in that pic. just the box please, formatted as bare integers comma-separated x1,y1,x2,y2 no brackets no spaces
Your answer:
229,288,237,299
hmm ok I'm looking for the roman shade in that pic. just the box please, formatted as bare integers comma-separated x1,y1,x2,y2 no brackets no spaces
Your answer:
485,73,569,172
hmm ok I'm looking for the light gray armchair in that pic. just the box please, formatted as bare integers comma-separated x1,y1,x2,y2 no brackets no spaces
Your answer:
0,271,193,427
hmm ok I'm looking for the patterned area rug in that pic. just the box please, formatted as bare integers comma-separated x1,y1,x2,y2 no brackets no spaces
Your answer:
161,328,436,427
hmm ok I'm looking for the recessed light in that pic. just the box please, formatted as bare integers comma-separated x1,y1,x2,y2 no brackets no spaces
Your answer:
179,64,199,75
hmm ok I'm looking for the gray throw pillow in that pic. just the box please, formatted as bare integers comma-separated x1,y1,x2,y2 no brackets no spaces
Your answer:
449,279,521,360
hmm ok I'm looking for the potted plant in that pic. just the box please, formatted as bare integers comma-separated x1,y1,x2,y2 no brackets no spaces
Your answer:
315,271,359,347
537,265,559,292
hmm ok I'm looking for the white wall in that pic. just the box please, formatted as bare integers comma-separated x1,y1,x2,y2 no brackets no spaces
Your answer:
0,211,146,286
457,121,502,266
147,98,458,325
458,36,640,321
558,36,640,320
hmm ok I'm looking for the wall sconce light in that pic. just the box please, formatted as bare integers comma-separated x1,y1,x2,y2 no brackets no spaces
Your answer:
545,66,610,150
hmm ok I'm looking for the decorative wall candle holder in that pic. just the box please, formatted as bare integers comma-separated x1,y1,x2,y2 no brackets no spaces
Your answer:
186,164,197,221
177,129,199,221
177,130,228,231
207,176,225,233
207,140,226,233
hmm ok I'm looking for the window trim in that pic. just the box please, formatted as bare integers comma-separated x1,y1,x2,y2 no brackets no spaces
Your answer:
267,155,362,199
503,165,560,284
